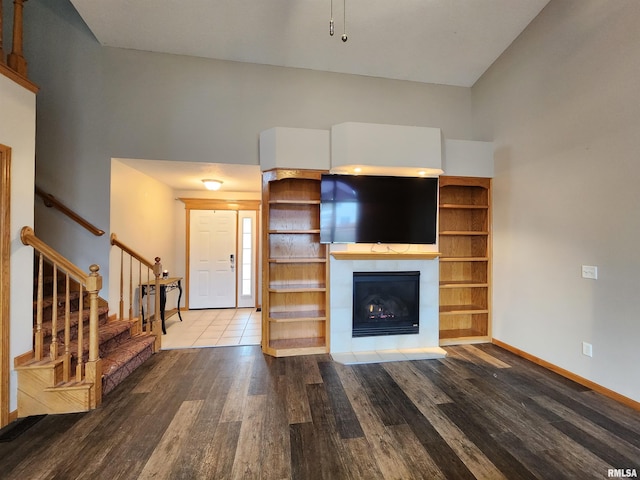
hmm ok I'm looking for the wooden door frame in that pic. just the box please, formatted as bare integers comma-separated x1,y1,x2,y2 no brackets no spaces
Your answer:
179,198,261,310
1,144,11,428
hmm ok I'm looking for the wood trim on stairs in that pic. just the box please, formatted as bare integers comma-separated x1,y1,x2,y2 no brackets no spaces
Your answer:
492,338,640,411
13,351,33,368
0,144,11,429
0,63,38,94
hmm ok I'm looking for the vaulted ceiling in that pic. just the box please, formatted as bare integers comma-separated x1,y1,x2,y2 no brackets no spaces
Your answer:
70,0,550,88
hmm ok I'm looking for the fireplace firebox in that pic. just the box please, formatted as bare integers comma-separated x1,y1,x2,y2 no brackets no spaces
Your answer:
352,271,420,337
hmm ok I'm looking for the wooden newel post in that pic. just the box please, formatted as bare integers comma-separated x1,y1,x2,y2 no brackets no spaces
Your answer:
85,264,103,408
7,0,27,76
0,0,5,64
152,257,162,351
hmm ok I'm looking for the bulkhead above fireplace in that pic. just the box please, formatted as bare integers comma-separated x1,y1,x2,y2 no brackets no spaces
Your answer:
352,271,420,337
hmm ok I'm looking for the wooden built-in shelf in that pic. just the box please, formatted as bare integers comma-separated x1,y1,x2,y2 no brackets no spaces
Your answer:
268,257,327,263
440,231,489,236
438,176,492,346
268,284,326,293
269,200,321,205
439,257,488,262
267,337,327,357
440,305,489,314
440,204,488,210
330,252,440,261
440,281,489,288
439,331,491,345
262,169,329,357
269,311,327,323
269,229,320,234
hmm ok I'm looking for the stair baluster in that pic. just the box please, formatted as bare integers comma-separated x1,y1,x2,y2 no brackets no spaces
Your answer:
34,253,44,361
63,274,71,382
49,264,58,360
7,0,27,77
75,283,84,381
110,233,162,351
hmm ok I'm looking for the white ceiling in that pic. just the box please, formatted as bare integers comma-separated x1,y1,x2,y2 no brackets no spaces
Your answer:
117,158,262,193
70,0,549,87
72,0,550,191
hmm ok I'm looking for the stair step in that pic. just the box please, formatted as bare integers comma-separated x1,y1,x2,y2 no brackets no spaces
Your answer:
15,355,64,371
68,320,134,362
18,370,94,416
39,305,109,338
101,335,156,395
35,290,83,312
45,380,93,391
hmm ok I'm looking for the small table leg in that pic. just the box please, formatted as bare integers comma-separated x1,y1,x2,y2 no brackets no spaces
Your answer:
159,285,167,334
176,280,183,322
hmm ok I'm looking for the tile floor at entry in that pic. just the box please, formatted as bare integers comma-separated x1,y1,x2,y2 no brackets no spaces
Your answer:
160,307,261,349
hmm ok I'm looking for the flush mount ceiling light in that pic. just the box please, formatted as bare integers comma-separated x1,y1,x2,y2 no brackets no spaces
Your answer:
202,179,223,191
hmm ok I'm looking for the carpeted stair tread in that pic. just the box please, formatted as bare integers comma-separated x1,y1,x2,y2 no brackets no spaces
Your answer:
39,306,109,338
67,321,134,361
101,335,156,395
34,290,83,311
102,335,156,375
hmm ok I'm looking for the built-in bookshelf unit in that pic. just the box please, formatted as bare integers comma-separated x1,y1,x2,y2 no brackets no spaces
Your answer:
262,169,329,356
439,176,492,345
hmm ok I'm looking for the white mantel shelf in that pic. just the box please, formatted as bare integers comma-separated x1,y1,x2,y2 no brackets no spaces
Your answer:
330,252,440,261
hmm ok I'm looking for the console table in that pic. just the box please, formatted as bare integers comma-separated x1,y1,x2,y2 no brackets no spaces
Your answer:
140,277,183,334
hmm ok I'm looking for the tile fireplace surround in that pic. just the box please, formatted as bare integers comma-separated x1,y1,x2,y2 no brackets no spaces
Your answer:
329,251,447,365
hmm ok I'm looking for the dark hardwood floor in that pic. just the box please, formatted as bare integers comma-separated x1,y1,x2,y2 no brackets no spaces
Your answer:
1,344,639,479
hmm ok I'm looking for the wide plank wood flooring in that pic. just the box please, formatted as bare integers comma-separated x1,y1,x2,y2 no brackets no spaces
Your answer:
1,344,639,479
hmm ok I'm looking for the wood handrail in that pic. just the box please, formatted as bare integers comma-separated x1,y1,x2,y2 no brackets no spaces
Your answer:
110,233,162,350
110,233,156,269
35,186,105,236
21,226,88,280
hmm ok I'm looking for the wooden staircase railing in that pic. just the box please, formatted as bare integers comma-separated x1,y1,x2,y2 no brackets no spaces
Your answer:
35,186,105,236
0,0,38,93
110,233,163,351
6,0,27,76
0,0,5,65
20,226,104,408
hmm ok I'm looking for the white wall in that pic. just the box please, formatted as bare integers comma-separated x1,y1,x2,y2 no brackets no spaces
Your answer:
0,73,36,412
109,160,179,313
472,0,640,401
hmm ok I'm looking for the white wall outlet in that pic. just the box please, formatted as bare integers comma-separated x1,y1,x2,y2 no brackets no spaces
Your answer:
581,265,598,279
582,342,593,357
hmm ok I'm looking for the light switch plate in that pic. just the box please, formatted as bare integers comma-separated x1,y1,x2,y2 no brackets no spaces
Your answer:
581,265,598,279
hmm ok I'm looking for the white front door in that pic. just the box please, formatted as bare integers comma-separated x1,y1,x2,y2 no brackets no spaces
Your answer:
189,210,237,309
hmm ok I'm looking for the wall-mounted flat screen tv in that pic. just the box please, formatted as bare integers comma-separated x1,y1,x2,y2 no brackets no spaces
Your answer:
320,174,438,244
